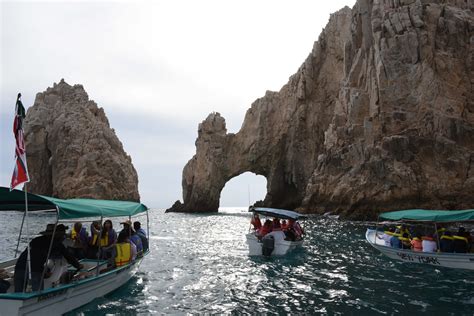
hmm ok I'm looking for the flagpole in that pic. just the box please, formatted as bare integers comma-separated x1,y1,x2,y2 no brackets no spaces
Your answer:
24,183,32,291
15,209,26,256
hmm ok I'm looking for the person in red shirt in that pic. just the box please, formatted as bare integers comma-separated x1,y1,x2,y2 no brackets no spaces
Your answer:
257,220,273,239
250,214,262,231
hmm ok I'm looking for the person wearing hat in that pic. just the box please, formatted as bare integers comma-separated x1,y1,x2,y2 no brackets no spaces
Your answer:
13,224,83,292
120,220,143,255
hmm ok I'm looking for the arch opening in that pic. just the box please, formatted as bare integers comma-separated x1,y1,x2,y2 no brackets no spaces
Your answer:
219,172,267,209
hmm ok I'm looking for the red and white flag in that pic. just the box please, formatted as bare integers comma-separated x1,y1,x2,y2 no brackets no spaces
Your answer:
10,93,30,190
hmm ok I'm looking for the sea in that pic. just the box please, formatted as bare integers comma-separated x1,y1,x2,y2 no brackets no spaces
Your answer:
1,207,473,315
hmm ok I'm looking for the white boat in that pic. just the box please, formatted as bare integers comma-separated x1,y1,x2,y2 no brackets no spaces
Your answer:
366,209,474,271
246,207,306,256
0,187,150,315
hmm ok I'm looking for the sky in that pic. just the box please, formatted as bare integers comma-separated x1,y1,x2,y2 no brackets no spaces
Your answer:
1,0,356,208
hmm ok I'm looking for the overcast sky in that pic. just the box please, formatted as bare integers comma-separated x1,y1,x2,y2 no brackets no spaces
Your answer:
1,0,355,208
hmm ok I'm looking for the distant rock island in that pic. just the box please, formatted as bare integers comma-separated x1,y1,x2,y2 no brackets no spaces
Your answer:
168,0,474,219
24,79,140,201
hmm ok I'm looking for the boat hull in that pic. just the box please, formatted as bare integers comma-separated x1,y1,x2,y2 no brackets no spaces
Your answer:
246,233,303,256
366,229,474,270
0,256,144,316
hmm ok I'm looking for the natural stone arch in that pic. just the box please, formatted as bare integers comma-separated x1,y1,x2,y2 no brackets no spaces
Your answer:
170,110,314,213
219,172,267,207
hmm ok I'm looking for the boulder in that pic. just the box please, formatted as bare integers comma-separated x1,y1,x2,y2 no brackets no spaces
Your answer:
24,79,140,201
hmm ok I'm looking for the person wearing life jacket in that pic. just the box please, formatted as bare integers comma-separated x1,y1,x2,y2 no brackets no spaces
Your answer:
281,220,289,230
396,225,411,239
439,231,454,252
68,222,89,259
435,226,446,240
250,213,262,231
421,234,437,252
399,233,411,249
288,219,304,240
257,219,273,239
86,221,102,259
113,231,137,268
453,227,469,253
120,220,143,256
99,220,117,259
410,233,423,252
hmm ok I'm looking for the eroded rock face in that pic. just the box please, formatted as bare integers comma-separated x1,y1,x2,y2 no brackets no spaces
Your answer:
24,79,140,201
168,0,474,218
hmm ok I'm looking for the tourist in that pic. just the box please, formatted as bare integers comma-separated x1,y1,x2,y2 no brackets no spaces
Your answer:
399,232,412,249
257,219,273,238
68,222,89,259
272,218,281,230
112,231,137,267
250,213,262,230
87,220,102,259
421,234,437,252
14,224,83,292
439,231,454,252
390,233,402,248
288,219,304,240
134,221,149,252
410,233,423,252
281,220,289,230
265,222,286,244
435,225,446,240
382,227,395,247
397,224,411,239
120,220,143,255
99,220,117,259
453,227,469,253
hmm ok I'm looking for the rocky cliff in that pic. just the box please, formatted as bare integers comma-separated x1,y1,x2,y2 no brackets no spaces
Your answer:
168,0,474,219
24,79,140,201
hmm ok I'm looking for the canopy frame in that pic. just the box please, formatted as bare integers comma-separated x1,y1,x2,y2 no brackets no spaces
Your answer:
379,209,474,223
0,187,148,220
249,206,307,220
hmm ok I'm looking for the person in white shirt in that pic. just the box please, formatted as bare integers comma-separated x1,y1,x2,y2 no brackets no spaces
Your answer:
422,234,437,252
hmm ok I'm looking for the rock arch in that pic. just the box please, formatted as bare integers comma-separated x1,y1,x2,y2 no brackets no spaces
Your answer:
219,171,267,207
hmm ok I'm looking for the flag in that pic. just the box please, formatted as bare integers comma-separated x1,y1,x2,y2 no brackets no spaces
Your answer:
10,93,30,190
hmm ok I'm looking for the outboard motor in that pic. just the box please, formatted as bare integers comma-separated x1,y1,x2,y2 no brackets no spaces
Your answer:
262,235,275,257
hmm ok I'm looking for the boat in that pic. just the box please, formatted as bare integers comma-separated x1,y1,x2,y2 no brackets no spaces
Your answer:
366,209,474,270
246,207,306,256
0,187,149,315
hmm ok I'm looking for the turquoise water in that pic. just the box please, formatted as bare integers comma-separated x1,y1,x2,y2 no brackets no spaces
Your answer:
1,208,473,314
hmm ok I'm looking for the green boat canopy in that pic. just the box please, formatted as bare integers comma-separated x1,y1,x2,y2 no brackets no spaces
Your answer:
380,209,474,223
0,187,148,220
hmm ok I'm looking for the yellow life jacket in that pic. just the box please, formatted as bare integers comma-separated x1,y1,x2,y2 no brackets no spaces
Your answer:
384,231,394,236
100,234,109,247
115,243,131,267
398,236,411,242
412,237,421,241
440,235,454,241
453,235,468,243
71,229,78,240
90,232,99,246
